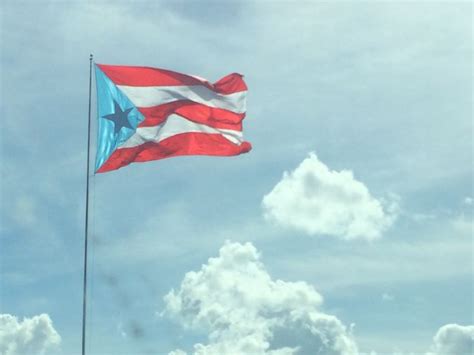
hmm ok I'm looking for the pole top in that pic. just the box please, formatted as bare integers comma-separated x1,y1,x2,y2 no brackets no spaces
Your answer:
90,53,93,61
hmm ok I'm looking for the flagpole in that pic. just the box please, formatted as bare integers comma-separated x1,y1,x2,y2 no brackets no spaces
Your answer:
82,53,93,355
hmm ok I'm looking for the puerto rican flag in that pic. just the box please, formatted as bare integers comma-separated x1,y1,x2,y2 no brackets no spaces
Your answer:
94,64,251,173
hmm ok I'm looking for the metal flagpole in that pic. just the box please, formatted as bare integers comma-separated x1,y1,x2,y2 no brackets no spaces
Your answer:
82,53,93,355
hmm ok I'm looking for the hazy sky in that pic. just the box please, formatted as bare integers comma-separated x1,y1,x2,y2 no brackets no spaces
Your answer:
1,1,472,355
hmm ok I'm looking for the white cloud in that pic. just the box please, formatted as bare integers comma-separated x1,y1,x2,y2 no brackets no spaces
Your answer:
427,324,474,355
169,350,188,355
163,241,358,355
369,324,474,355
463,197,473,206
262,153,398,240
0,314,61,355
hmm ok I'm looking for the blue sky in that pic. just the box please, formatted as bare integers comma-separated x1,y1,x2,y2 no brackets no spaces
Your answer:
0,1,472,354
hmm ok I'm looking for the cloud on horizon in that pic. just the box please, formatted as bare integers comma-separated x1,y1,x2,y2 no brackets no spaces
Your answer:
163,241,358,354
262,153,398,240
427,324,474,355
0,313,61,355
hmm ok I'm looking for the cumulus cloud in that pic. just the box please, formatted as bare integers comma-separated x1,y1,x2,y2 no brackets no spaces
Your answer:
163,241,358,355
427,324,474,355
262,153,398,240
371,324,474,355
0,313,61,355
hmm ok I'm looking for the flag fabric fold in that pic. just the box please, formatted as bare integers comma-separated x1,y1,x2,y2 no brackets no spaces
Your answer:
94,64,251,173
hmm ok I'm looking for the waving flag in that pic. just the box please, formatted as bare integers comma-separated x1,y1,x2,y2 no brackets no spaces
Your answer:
94,64,251,173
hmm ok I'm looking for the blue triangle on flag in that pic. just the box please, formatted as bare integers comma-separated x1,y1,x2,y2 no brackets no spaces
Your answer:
94,65,145,172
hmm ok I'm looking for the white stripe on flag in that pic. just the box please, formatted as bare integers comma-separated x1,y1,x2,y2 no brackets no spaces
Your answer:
119,114,244,149
117,85,247,113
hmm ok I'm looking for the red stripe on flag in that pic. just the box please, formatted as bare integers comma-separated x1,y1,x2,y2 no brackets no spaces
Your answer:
97,64,206,87
96,133,252,173
213,73,247,95
137,102,245,130
97,64,247,94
